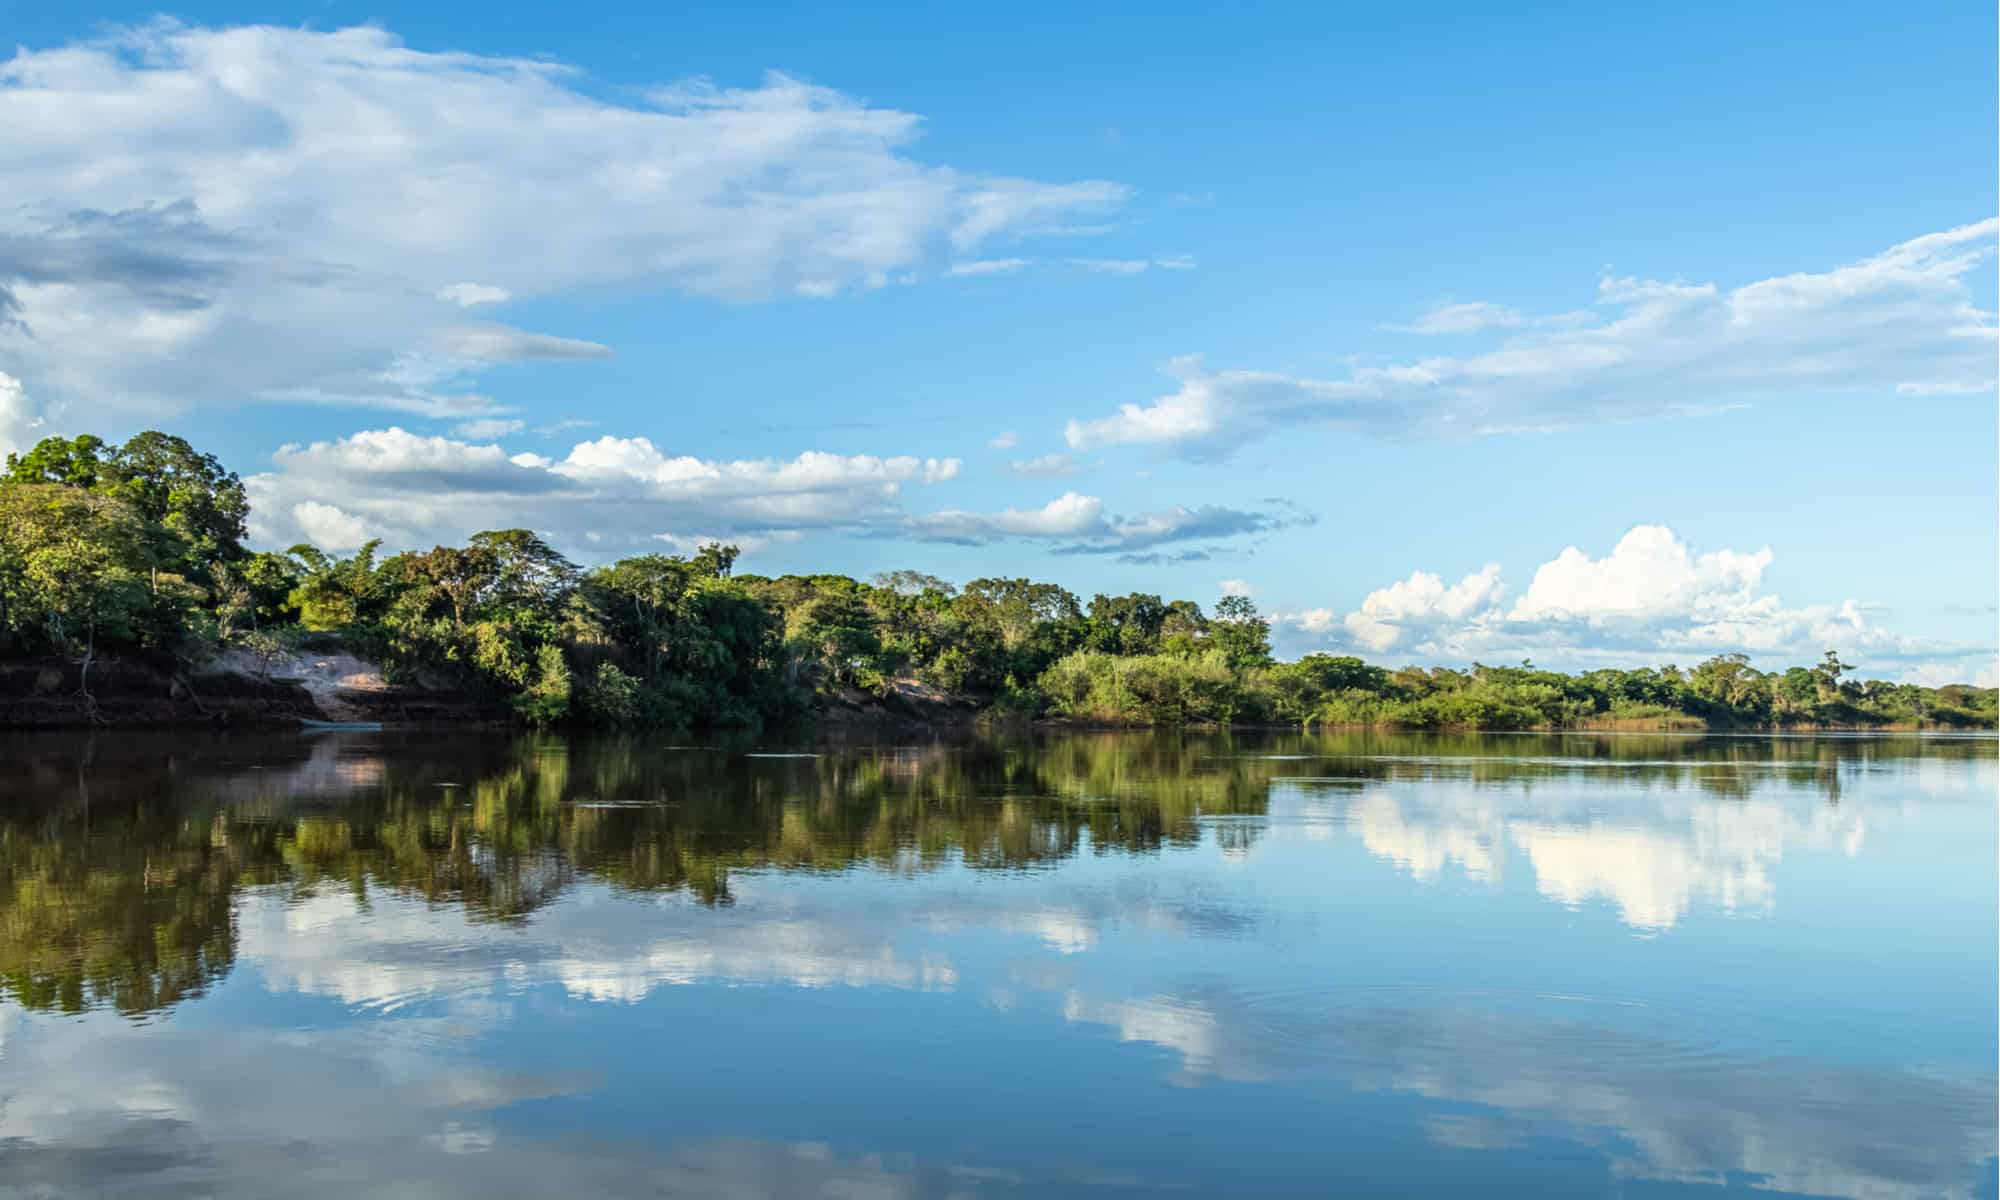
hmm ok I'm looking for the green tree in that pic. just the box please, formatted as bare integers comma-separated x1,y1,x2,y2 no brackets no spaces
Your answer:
0,485,152,662
3,434,111,488
873,569,955,597
100,431,250,574
1211,594,1273,670
288,541,383,631
1811,649,1853,702
1086,592,1167,655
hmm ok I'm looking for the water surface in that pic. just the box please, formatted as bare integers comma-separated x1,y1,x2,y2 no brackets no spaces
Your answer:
1,729,1993,1197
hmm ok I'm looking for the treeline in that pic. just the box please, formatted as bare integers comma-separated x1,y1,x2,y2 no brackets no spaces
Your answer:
2,431,1993,730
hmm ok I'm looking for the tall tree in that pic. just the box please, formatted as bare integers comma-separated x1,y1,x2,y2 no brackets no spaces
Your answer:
1211,595,1273,670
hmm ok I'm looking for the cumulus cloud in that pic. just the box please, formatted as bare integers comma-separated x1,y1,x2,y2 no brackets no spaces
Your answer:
289,500,374,551
986,430,1021,450
0,371,42,458
1508,525,1771,622
1280,525,1991,680
908,492,1106,542
1067,221,1999,459
0,22,1127,426
242,427,1285,561
246,427,964,553
1327,565,1505,653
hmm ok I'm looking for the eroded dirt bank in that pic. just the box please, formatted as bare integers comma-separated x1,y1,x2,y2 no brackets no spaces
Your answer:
0,652,502,727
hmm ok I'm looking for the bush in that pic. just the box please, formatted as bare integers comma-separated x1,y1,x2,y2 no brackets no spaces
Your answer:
1036,649,1250,724
513,643,572,726
577,662,641,725
237,625,302,679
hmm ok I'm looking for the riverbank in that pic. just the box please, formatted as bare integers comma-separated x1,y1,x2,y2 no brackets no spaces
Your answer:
0,654,1989,733
0,655,506,728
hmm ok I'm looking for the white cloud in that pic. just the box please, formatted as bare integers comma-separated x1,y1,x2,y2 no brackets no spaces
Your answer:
1509,524,1770,621
1219,579,1253,597
243,426,1280,561
1904,659,2000,689
1282,524,1990,679
0,371,42,458
948,258,1031,277
246,427,963,553
290,500,373,551
436,282,511,308
906,490,1295,557
1067,221,1999,459
1338,565,1504,653
653,530,791,557
435,325,614,363
1384,300,1528,334
0,22,1127,427
1065,256,1190,274
551,435,961,499
1008,452,1077,478
949,179,1126,248
986,430,1020,450
907,492,1107,542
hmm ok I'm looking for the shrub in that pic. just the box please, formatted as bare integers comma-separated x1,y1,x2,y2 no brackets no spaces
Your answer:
514,643,572,726
577,662,640,725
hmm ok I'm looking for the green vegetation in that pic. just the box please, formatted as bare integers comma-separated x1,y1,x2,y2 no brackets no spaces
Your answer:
3,431,1993,730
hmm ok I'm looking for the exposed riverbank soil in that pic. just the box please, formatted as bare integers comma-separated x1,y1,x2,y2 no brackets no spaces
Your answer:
0,652,502,728
817,676,981,727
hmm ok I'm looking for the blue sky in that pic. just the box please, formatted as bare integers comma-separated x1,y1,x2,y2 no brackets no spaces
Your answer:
1,2,1993,679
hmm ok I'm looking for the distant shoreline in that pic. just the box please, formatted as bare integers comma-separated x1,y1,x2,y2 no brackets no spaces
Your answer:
2,654,1987,735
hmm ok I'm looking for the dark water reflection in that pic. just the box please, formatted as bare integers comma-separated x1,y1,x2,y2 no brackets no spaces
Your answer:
0,729,1993,1197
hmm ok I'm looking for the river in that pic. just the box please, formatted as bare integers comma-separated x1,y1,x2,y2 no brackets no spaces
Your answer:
0,728,1992,1197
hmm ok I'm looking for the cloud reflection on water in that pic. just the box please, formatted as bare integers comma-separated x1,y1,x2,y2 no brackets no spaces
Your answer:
0,730,1991,1198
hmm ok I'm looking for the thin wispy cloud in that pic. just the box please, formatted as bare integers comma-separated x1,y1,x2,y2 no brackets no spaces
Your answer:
1067,221,2000,460
1066,256,1196,274
1383,300,1528,334
948,258,1033,277
908,492,1304,556
1008,452,1078,478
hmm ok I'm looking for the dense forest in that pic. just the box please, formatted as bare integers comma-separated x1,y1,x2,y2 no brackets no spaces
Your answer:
2,431,1993,731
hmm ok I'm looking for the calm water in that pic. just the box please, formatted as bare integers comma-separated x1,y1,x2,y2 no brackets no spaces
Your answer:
0,729,1993,1198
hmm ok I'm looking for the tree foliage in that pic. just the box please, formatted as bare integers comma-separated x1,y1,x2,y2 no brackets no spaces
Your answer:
1,431,1992,732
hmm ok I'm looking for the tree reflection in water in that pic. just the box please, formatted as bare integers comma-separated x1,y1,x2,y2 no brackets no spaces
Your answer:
0,728,1987,1019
